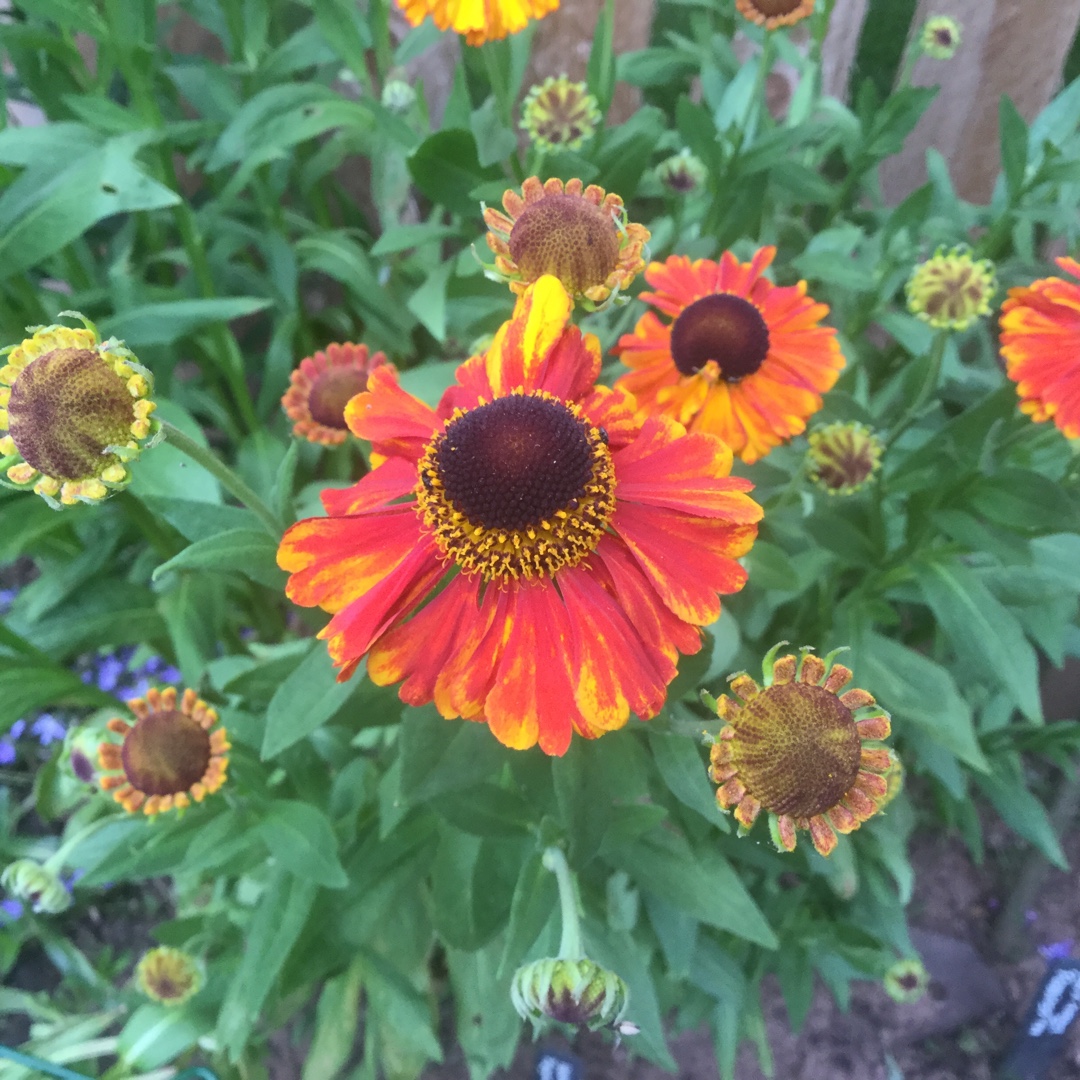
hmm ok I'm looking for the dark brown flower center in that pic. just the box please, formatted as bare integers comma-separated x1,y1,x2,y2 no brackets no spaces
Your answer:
934,28,954,46
509,194,620,294
7,348,134,480
121,710,211,797
435,395,594,532
747,0,806,15
670,294,770,380
307,366,368,430
731,683,861,818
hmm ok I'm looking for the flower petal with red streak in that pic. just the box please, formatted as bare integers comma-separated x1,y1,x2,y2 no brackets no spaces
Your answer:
322,457,418,515
345,366,438,461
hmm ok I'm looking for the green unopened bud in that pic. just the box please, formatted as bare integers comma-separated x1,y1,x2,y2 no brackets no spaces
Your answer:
511,957,629,1031
657,149,707,195
920,16,961,60
1,858,72,914
884,957,930,1003
381,76,417,115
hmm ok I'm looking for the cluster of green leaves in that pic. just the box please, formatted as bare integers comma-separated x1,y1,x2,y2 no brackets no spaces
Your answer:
2,0,1080,1078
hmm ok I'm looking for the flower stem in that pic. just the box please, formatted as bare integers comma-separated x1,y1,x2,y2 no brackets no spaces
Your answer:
43,815,117,875
160,421,281,536
886,330,947,446
542,846,583,961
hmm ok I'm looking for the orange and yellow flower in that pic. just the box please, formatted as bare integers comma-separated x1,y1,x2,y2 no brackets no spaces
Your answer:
483,177,650,309
98,687,229,816
396,0,559,46
735,0,815,30
707,644,892,857
614,249,844,464
999,256,1080,439
278,276,762,756
282,342,392,446
136,947,203,1006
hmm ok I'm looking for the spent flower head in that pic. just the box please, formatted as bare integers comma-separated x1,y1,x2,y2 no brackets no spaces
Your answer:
482,177,649,310
521,76,602,154
0,313,159,507
921,16,961,59
906,247,996,331
707,643,893,857
512,957,630,1033
98,686,230,816
136,946,203,1006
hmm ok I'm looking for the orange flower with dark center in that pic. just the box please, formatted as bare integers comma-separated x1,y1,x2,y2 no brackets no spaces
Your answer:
282,343,392,445
98,687,229,816
483,178,649,309
735,0,815,28
707,644,892,856
278,276,762,756
614,249,844,463
999,256,1080,439
396,0,559,46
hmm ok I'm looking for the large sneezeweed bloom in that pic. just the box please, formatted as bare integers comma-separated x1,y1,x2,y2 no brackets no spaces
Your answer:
136,947,202,1006
999,256,1080,439
278,277,761,756
98,687,229,816
906,246,996,331
614,249,844,464
483,177,650,310
920,15,961,60
521,76,601,154
1,858,71,914
707,644,892,857
0,315,158,506
736,0,815,29
282,342,392,446
806,421,884,495
396,0,558,46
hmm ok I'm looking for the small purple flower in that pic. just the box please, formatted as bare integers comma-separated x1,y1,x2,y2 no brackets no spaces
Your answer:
159,665,182,683
0,587,16,613
1025,909,1039,925
10,720,26,740
31,714,66,746
0,898,24,922
95,655,126,693
1039,939,1074,961
0,739,15,766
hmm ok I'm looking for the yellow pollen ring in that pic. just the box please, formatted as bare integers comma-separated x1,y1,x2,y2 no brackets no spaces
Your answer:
415,390,616,583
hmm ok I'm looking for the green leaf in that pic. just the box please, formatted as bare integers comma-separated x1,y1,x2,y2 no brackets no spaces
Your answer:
256,799,349,888
370,222,462,257
470,96,517,167
140,497,256,541
976,758,1067,869
446,939,520,1080
217,869,317,1059
0,662,109,726
585,0,616,115
606,834,777,948
858,632,989,771
359,948,443,1065
101,296,274,348
913,557,1041,721
262,644,356,758
301,958,364,1080
0,134,180,281
128,400,221,504
398,359,459,408
965,469,1079,535
117,1004,201,1071
407,129,502,216
999,95,1029,198
407,260,454,342
648,730,726,826
312,0,372,82
153,529,285,589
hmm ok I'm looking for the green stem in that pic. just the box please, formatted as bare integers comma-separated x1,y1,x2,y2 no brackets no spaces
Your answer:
542,846,583,961
161,421,281,536
886,330,947,446
42,816,117,875
746,31,776,143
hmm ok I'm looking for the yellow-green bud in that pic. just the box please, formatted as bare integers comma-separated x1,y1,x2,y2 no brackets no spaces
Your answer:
884,957,930,1003
1,858,72,913
511,957,629,1031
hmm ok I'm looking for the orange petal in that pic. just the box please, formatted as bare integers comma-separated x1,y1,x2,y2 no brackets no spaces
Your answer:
855,715,891,740
735,795,762,828
799,654,826,684
808,816,838,856
822,664,853,693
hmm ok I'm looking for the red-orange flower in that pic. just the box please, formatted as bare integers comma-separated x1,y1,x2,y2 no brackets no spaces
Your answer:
282,343,391,446
278,277,762,756
999,256,1080,439
614,249,845,464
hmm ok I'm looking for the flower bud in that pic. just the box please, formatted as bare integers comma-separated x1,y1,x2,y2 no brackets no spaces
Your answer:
1,858,72,914
381,76,417,115
657,150,708,195
136,946,203,1006
511,957,629,1031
